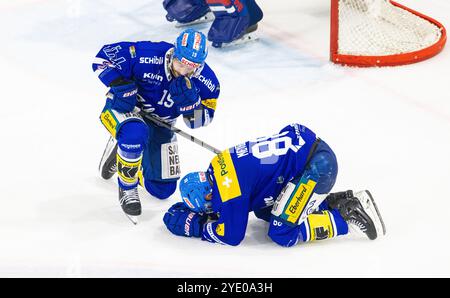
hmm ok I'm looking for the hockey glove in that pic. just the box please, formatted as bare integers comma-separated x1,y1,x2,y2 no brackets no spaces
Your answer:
169,76,201,115
109,82,138,113
163,202,207,238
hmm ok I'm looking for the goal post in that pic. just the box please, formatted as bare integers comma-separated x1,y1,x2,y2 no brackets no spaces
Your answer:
330,0,447,67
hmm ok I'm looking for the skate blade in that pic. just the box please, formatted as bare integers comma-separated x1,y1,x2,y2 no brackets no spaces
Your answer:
98,136,118,179
354,190,386,237
175,12,215,28
212,32,259,48
125,214,139,225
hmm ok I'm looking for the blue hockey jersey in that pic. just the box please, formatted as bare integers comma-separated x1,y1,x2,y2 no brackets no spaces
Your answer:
203,123,317,245
92,41,220,126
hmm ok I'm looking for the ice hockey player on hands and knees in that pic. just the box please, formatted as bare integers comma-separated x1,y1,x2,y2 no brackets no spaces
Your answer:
92,29,220,224
163,0,264,48
163,123,386,246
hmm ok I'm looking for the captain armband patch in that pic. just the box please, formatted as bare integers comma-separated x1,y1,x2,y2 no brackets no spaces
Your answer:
201,98,217,111
211,149,241,203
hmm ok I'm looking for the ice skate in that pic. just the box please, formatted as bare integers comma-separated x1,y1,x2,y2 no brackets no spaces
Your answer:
172,11,215,27
119,186,141,225
328,190,386,240
99,136,118,180
211,24,259,48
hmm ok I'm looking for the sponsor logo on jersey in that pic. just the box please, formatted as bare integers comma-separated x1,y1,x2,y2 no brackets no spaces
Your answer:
215,223,225,237
285,179,316,224
206,223,226,245
197,75,216,92
201,98,217,111
129,46,136,58
139,56,164,65
143,72,163,82
211,149,241,203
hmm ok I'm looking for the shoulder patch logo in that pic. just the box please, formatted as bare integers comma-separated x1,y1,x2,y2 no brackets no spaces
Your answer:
211,149,241,203
216,223,225,237
201,98,217,110
129,45,136,58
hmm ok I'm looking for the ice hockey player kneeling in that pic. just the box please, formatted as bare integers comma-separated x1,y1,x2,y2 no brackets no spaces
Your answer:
163,123,386,246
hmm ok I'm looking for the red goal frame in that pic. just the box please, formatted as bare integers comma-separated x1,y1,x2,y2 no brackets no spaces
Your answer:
330,0,447,67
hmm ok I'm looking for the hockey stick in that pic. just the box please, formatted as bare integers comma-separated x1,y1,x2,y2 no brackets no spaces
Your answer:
106,92,222,154
143,114,222,155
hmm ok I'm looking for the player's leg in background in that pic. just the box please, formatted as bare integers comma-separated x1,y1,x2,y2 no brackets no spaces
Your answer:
140,120,179,200
163,0,212,25
246,0,263,27
206,0,263,47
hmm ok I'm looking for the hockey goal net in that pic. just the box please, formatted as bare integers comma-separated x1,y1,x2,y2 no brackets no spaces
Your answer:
330,0,447,66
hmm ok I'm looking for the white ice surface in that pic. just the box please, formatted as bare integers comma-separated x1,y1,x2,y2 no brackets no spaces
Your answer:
0,0,449,277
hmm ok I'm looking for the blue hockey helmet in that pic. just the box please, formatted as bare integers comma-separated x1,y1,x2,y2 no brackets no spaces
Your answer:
180,171,213,213
174,29,208,68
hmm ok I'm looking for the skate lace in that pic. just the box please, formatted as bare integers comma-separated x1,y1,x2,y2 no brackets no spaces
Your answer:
109,163,117,173
349,219,367,232
120,188,140,205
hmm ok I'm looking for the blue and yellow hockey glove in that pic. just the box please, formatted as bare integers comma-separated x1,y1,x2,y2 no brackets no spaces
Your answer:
169,76,201,115
109,82,138,113
163,202,207,237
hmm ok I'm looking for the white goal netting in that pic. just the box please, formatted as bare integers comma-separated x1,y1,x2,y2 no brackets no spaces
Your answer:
337,0,443,56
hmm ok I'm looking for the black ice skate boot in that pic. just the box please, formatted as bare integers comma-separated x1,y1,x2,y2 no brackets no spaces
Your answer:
325,190,354,210
117,146,143,225
99,136,118,180
327,190,386,240
119,186,142,217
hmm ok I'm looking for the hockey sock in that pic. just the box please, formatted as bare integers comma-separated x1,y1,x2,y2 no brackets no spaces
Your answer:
299,210,348,242
117,147,142,190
